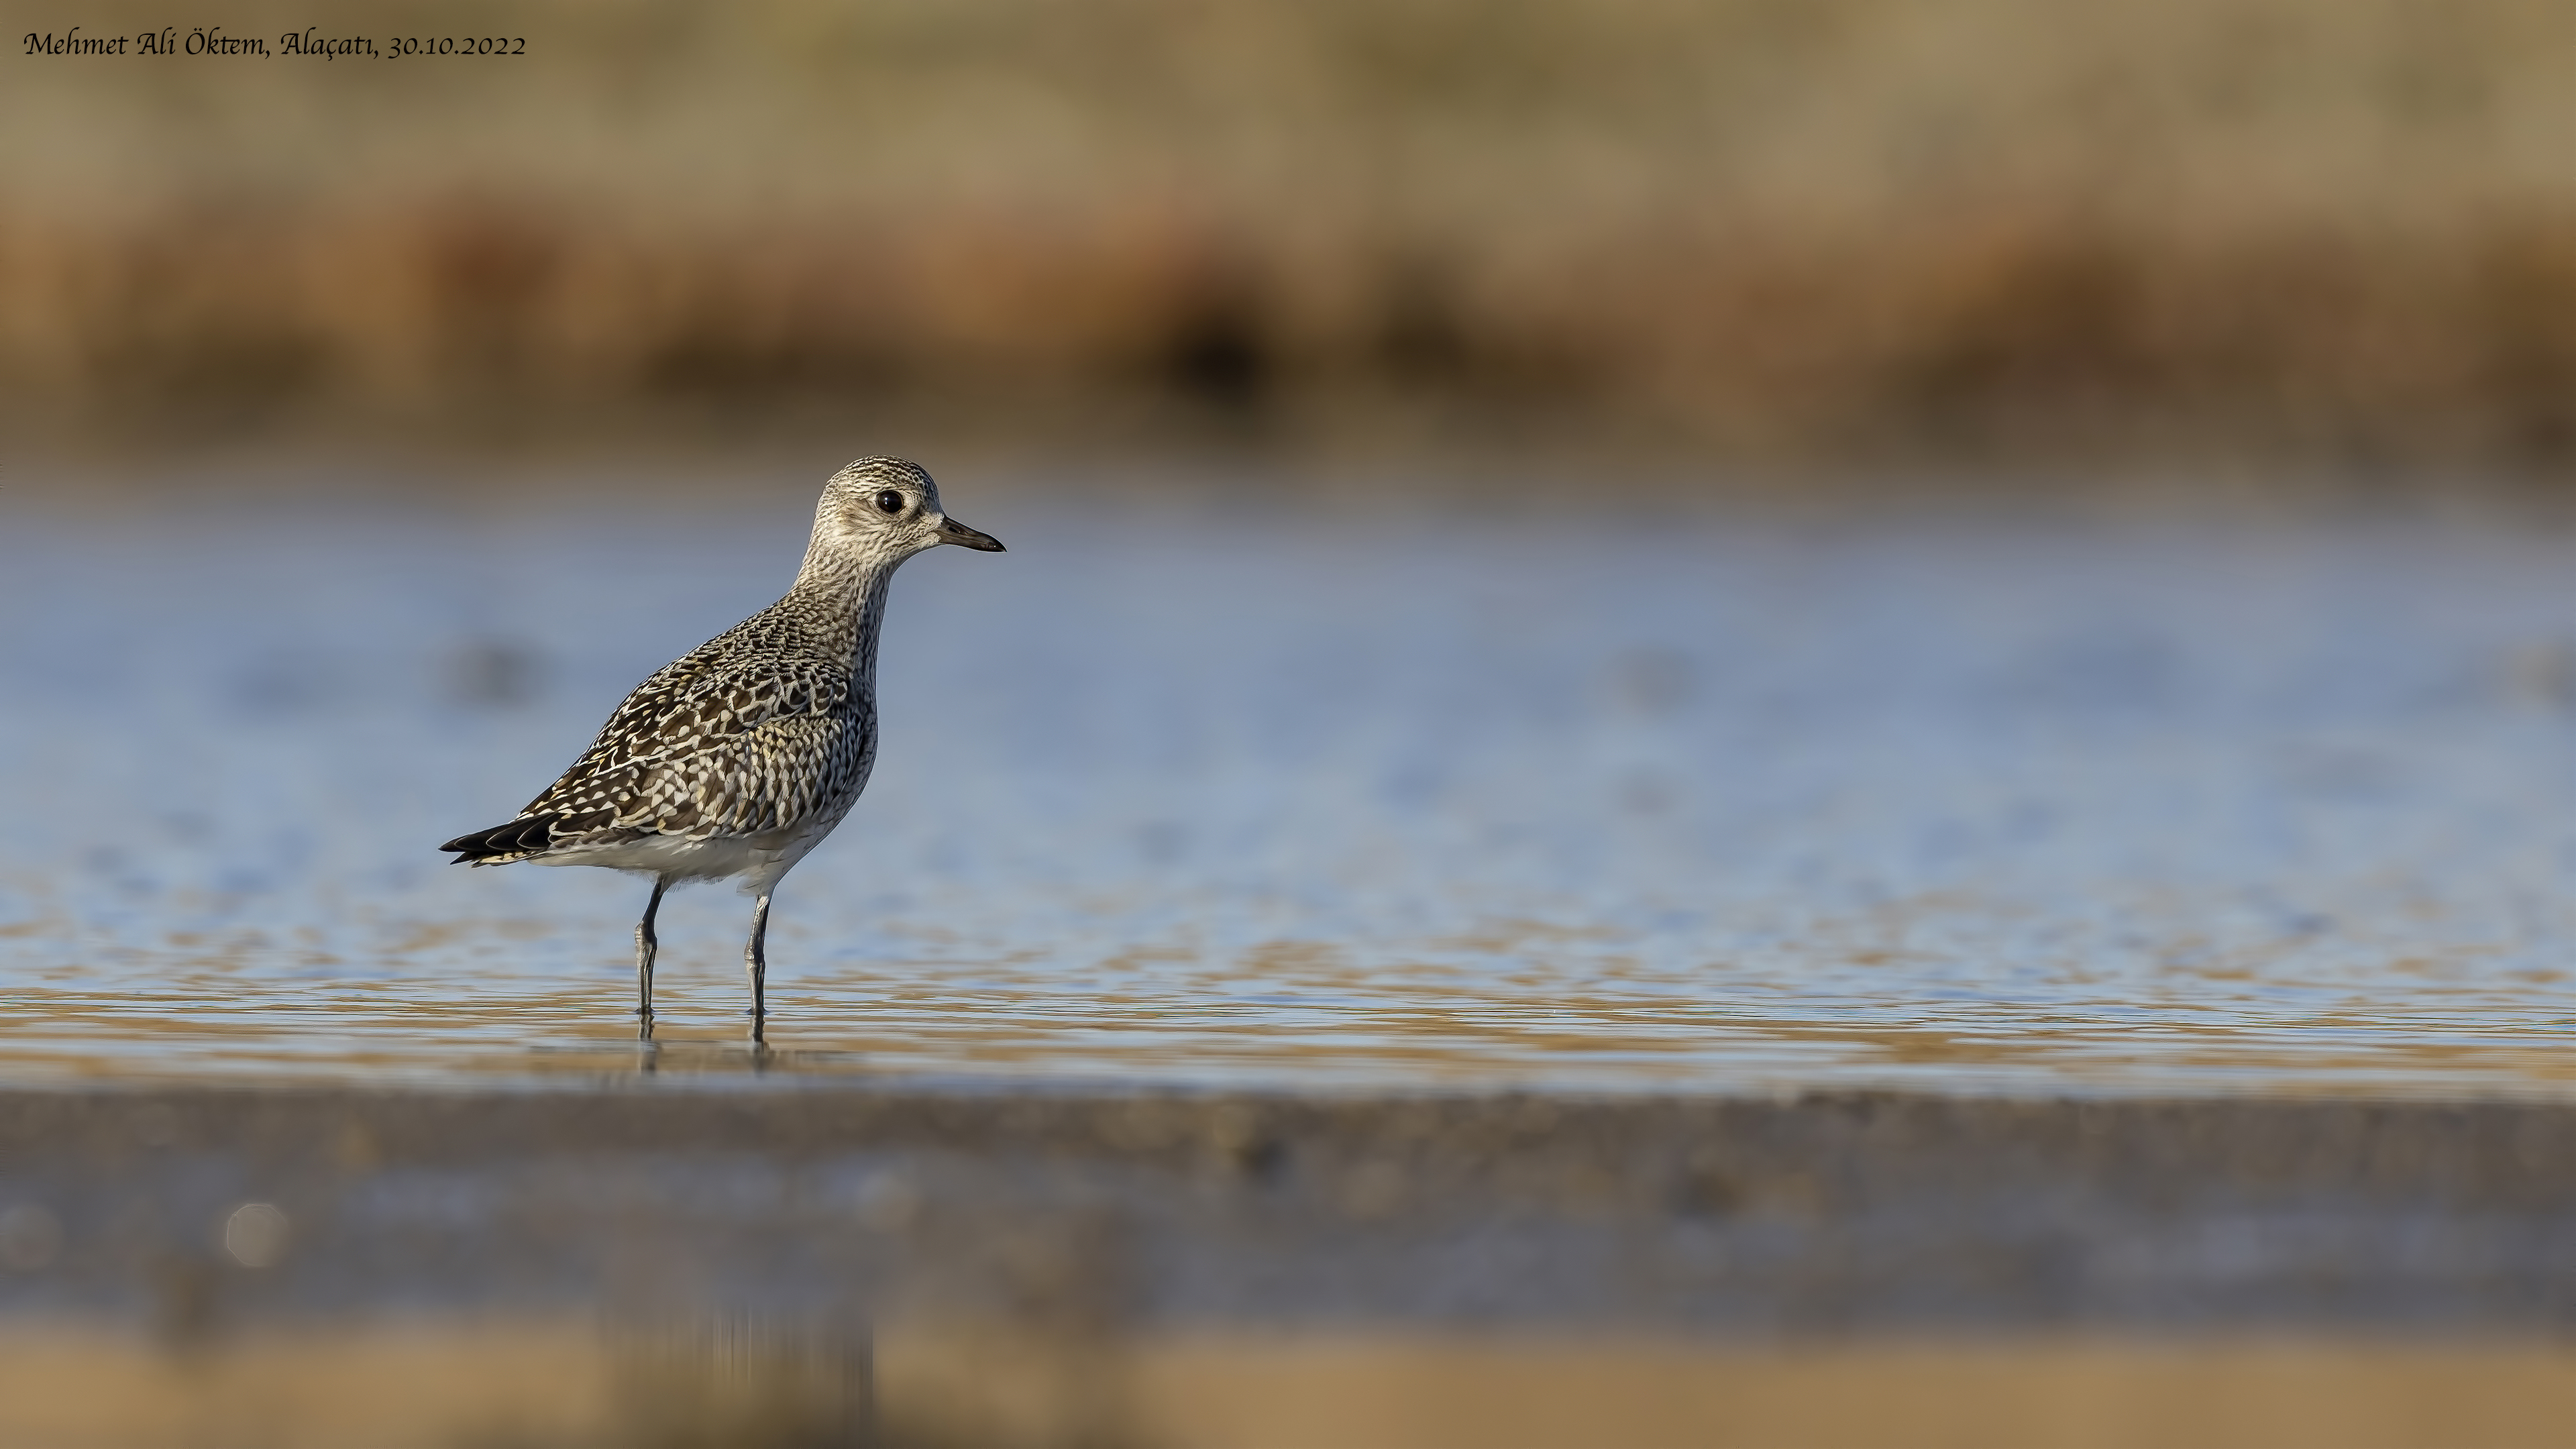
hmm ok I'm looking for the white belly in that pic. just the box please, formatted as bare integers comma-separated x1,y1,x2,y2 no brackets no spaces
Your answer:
533,825,825,893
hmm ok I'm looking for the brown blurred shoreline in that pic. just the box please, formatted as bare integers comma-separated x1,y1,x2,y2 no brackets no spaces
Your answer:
3,0,2570,496
6,202,2571,472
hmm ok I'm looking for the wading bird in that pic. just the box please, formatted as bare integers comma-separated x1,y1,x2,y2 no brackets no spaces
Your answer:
439,458,1004,1041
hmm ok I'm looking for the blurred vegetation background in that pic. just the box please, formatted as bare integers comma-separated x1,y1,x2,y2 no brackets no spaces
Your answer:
4,0,2571,480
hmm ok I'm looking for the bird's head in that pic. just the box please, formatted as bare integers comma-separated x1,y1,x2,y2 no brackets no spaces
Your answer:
812,457,1005,568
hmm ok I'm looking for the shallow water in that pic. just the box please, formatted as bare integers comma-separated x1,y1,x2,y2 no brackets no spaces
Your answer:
0,489,2568,1096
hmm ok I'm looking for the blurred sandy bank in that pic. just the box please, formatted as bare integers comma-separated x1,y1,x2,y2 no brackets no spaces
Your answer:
1,1324,2568,1449
3,1085,2574,1446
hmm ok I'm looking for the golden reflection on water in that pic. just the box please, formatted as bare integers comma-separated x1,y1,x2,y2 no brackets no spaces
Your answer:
3,920,2569,1097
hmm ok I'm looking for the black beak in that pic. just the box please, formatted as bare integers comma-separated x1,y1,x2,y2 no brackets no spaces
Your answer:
936,516,1005,552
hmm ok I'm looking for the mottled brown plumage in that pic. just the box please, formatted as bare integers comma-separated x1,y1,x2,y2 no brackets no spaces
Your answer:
454,621,873,867
438,457,1004,1040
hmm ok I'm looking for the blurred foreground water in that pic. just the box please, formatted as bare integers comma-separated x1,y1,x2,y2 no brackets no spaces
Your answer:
0,484,2567,1096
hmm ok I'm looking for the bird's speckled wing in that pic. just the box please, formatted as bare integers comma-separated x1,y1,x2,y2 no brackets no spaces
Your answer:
519,620,872,845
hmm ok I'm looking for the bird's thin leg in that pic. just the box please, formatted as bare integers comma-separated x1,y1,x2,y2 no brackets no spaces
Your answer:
635,877,668,1040
744,892,772,1044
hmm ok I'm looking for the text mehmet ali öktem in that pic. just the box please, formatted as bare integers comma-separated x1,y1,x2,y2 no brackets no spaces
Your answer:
23,28,525,58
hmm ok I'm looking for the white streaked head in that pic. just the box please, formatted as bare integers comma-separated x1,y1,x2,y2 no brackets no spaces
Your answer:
809,457,1004,572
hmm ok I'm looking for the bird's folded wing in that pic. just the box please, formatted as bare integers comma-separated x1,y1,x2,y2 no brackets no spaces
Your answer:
521,651,866,841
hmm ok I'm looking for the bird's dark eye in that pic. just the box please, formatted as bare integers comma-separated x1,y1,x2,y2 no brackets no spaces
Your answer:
873,489,906,516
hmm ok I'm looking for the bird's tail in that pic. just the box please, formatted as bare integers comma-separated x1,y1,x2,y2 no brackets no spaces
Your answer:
439,814,561,865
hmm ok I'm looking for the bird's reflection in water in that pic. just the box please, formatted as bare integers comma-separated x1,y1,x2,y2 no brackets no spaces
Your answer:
539,1039,844,1081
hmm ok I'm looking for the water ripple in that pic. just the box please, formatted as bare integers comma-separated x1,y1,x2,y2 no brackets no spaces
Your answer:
0,500,2567,1096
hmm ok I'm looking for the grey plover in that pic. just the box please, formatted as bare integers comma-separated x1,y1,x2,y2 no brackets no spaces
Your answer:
439,458,1004,1041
